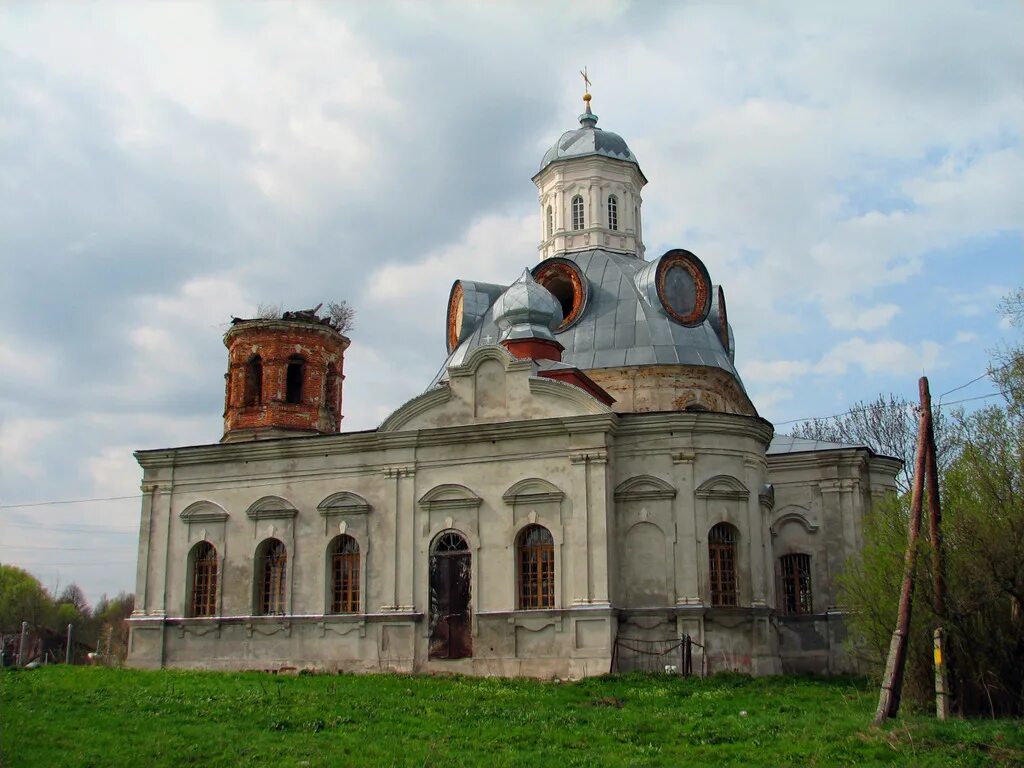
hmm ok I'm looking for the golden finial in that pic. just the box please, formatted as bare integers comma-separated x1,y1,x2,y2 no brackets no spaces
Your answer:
580,66,592,102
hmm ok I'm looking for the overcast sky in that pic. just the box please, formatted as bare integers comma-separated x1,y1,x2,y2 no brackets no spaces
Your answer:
2,1,1022,604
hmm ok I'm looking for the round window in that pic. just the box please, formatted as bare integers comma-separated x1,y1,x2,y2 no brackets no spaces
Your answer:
532,259,588,330
655,249,712,327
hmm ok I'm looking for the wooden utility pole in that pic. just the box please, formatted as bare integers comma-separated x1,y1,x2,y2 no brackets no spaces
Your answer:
874,377,930,725
922,380,951,720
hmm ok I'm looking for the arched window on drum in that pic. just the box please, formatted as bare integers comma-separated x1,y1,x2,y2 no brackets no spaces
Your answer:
571,195,585,231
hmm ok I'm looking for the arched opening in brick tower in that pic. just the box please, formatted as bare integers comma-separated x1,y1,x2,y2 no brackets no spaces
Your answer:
243,355,262,406
286,355,305,404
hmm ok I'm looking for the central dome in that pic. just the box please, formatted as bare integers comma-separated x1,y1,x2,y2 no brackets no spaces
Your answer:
538,104,640,174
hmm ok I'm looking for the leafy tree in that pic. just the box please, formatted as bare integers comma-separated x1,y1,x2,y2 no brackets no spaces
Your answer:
839,288,1024,716
0,565,53,632
57,583,90,616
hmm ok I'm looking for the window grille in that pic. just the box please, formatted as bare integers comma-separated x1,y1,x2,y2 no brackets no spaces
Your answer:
285,356,305,404
258,539,287,615
330,535,360,613
780,553,813,615
571,195,585,231
546,205,553,238
433,531,469,553
608,195,618,231
708,523,738,606
517,525,555,609
190,542,218,617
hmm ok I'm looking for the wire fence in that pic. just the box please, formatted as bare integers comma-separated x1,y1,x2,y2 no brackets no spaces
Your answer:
610,634,703,676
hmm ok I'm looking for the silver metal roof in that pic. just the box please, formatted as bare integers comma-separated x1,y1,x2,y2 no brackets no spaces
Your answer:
493,269,563,342
431,249,746,389
538,106,640,174
766,435,866,454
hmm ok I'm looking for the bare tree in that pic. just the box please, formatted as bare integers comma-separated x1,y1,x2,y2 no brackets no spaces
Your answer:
256,302,282,319
325,300,356,334
791,394,960,493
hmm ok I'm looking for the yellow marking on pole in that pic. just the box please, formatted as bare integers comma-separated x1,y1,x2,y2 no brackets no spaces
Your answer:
934,647,942,666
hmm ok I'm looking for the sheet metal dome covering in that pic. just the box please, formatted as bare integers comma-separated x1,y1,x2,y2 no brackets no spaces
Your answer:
433,249,745,392
538,106,639,174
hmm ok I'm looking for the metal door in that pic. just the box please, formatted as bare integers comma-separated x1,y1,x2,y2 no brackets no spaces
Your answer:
428,532,472,659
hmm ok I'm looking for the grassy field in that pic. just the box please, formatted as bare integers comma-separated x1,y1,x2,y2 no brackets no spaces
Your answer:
1,667,1021,767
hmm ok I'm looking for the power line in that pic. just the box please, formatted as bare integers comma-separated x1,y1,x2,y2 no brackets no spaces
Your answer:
937,361,1014,401
774,391,1007,427
0,544,136,552
0,521,137,534
0,377,1014,511
0,494,140,510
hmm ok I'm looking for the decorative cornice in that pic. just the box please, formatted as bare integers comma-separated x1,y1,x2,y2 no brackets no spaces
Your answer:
180,501,229,524
695,474,750,501
382,465,416,479
317,491,371,517
502,478,565,505
378,387,452,433
246,496,298,521
614,474,677,501
570,450,608,465
418,484,483,511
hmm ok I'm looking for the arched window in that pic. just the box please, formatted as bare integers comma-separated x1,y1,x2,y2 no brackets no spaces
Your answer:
329,535,360,613
256,538,287,615
546,205,553,238
243,355,262,406
285,355,305,404
571,195,585,231
708,523,738,606
517,525,555,609
189,542,218,617
607,195,618,231
780,553,812,615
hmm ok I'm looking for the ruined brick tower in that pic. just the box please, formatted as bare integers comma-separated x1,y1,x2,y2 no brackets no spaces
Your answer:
222,309,350,443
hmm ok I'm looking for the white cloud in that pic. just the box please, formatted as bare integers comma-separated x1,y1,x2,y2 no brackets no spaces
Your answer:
367,213,535,304
0,417,63,481
816,338,944,377
746,337,946,387
826,303,901,332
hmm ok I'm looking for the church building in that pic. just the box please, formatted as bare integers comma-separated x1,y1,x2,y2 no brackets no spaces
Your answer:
126,92,900,678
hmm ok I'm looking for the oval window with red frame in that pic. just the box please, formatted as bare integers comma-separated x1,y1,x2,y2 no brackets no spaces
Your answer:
655,249,712,327
531,258,588,331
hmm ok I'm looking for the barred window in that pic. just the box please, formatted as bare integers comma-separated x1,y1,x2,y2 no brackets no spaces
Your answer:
190,542,218,617
607,195,618,231
708,523,738,606
571,195,585,231
546,205,553,238
243,355,262,406
330,535,360,614
517,525,555,609
285,355,305,404
780,553,813,615
257,538,287,615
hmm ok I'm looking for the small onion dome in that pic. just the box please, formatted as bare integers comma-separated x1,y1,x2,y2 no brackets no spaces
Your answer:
492,269,563,343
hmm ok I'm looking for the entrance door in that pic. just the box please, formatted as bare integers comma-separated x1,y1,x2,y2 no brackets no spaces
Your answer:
428,532,472,659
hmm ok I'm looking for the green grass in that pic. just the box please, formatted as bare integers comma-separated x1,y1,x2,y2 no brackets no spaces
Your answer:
1,667,1021,767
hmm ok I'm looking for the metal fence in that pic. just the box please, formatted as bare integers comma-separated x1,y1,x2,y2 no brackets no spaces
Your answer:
610,634,702,676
